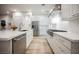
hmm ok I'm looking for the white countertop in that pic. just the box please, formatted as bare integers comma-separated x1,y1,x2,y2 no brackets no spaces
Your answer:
53,32,79,42
0,30,26,41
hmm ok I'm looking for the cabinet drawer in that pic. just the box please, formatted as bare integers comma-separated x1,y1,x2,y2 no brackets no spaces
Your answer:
56,40,71,54
57,45,71,54
53,34,71,50
52,39,63,54
53,39,71,54
47,35,53,44
13,34,26,54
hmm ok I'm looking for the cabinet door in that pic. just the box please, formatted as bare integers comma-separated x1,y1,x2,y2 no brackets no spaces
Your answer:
53,34,71,54
0,40,12,54
76,5,79,13
68,4,73,18
62,4,79,20
72,5,77,15
61,4,73,20
49,36,53,49
52,38,63,54
26,30,33,48
13,34,26,54
72,4,79,16
61,4,67,19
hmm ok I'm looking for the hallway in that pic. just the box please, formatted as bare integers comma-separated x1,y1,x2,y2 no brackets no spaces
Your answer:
26,36,53,54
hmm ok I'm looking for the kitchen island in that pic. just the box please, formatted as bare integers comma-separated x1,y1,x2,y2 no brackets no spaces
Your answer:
0,30,26,54
47,31,79,54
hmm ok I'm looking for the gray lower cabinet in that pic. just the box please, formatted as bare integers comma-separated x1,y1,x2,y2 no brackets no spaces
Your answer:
13,34,26,54
47,33,79,54
0,40,12,54
0,33,26,54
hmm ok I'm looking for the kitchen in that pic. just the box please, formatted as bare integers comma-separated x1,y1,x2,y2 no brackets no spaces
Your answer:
0,4,79,54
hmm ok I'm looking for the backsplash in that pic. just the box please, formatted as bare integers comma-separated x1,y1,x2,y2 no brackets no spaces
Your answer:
0,15,10,30
56,20,69,31
49,15,69,31
55,19,79,34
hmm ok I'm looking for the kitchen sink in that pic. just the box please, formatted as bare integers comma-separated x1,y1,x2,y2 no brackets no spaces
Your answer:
47,29,67,36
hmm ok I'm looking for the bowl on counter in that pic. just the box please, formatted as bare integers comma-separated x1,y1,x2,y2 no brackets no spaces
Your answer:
11,27,17,31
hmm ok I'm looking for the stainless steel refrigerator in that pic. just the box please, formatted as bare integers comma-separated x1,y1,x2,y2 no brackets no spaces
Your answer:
32,21,39,36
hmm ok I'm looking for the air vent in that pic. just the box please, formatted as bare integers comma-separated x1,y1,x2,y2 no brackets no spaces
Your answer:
41,4,45,6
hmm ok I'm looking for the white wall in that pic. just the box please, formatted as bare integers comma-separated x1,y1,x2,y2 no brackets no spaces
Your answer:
0,16,10,29
54,15,79,34
49,13,69,31
57,20,69,30
12,12,32,30
32,15,50,35
39,15,50,35
53,16,79,34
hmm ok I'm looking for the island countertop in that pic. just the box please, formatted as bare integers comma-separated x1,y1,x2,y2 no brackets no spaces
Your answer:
0,30,26,41
53,32,79,42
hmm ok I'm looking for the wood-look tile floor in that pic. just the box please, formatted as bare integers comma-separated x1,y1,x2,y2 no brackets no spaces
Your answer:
26,36,53,54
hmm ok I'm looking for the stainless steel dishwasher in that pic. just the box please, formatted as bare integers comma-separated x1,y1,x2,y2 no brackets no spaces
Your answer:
12,33,26,54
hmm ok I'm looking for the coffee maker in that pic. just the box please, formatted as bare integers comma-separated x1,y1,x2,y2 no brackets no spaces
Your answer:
0,20,6,30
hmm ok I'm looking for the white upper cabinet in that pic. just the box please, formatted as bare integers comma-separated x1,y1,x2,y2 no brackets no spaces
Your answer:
61,4,79,20
72,4,79,16
61,4,73,20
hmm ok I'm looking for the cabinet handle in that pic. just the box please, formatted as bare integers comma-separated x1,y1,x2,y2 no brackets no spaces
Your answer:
14,36,25,40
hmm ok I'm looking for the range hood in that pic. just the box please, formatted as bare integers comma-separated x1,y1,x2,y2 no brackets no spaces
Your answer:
48,4,61,17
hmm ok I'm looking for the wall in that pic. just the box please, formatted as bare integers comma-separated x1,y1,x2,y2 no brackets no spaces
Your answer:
32,15,50,36
49,13,69,31
39,15,50,35
57,20,69,31
12,12,32,30
0,15,10,30
52,16,79,34
47,11,79,34
55,16,79,34
0,12,32,30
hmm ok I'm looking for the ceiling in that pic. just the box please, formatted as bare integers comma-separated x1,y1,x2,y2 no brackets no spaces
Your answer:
0,4,55,15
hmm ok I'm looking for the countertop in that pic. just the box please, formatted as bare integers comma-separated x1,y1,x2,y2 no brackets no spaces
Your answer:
0,30,26,41
53,32,79,42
